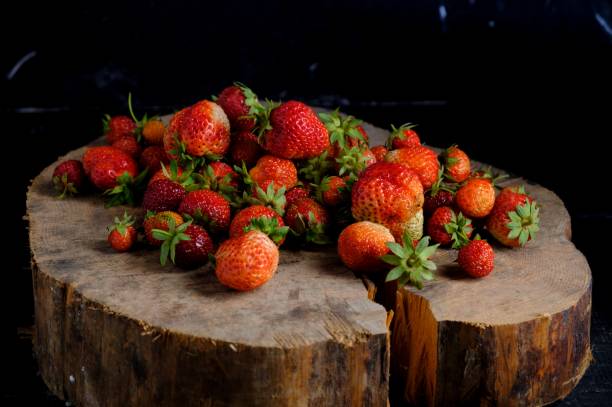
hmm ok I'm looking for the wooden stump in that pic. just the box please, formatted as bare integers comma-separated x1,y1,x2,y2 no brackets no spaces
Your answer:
27,139,390,406
385,178,592,406
27,114,591,406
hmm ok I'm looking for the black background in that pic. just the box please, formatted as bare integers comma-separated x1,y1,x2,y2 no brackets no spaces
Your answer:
2,0,612,405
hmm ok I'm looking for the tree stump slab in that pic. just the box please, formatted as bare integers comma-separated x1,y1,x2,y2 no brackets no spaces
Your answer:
27,141,389,406
27,115,591,406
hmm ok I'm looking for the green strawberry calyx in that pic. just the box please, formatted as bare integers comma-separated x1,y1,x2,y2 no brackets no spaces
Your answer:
127,92,159,142
336,146,371,178
234,82,266,119
244,182,287,216
299,150,332,185
470,165,509,188
506,200,540,246
152,218,192,266
103,168,149,208
290,211,330,245
52,173,79,199
243,216,289,246
254,99,282,143
107,211,135,237
444,210,473,249
429,165,458,196
318,109,366,151
190,165,237,202
381,235,439,290
386,123,417,149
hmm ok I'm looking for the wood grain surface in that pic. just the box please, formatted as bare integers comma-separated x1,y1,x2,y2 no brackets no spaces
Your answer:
27,113,591,406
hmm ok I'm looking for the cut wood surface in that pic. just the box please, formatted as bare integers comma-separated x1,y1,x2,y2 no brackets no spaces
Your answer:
27,139,389,405
27,112,591,407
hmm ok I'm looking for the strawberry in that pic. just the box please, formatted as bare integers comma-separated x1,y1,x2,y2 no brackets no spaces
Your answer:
455,178,496,218
427,207,473,248
337,221,395,273
285,186,310,208
107,212,137,252
163,100,230,160
112,136,141,158
423,190,455,216
148,161,191,186
469,166,508,188
351,162,424,241
88,150,138,190
208,162,239,188
486,186,539,247
246,155,297,191
285,197,330,244
261,101,330,160
103,115,136,144
215,230,279,291
83,146,124,175
139,145,170,173
386,123,420,150
319,175,347,207
385,145,439,189
370,145,388,162
143,211,183,246
178,189,231,234
319,110,368,158
458,239,495,278
142,179,187,213
142,119,165,145
230,130,264,166
229,205,288,246
404,208,424,242
216,83,261,131
441,145,470,183
381,235,439,289
52,160,85,198
153,219,214,269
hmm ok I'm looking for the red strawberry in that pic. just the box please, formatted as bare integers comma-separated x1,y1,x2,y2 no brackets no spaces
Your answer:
319,175,346,207
319,111,369,158
112,136,141,158
385,145,439,189
153,220,214,269
370,145,388,162
423,190,455,216
103,115,136,144
229,205,288,246
458,239,495,278
89,151,138,191
247,155,298,191
107,212,137,252
142,119,166,146
83,146,124,175
285,186,310,208
486,186,539,247
139,145,170,173
143,211,183,246
261,101,330,159
178,189,231,234
216,83,261,131
386,123,420,150
441,145,471,183
337,221,395,273
455,178,496,218
52,160,85,198
215,230,279,291
208,162,239,188
351,162,424,241
285,197,330,244
229,130,263,166
142,179,187,213
427,207,473,248
163,100,230,159
148,162,190,186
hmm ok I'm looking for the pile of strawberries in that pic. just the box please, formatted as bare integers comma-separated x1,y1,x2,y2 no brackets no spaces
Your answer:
51,83,540,291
